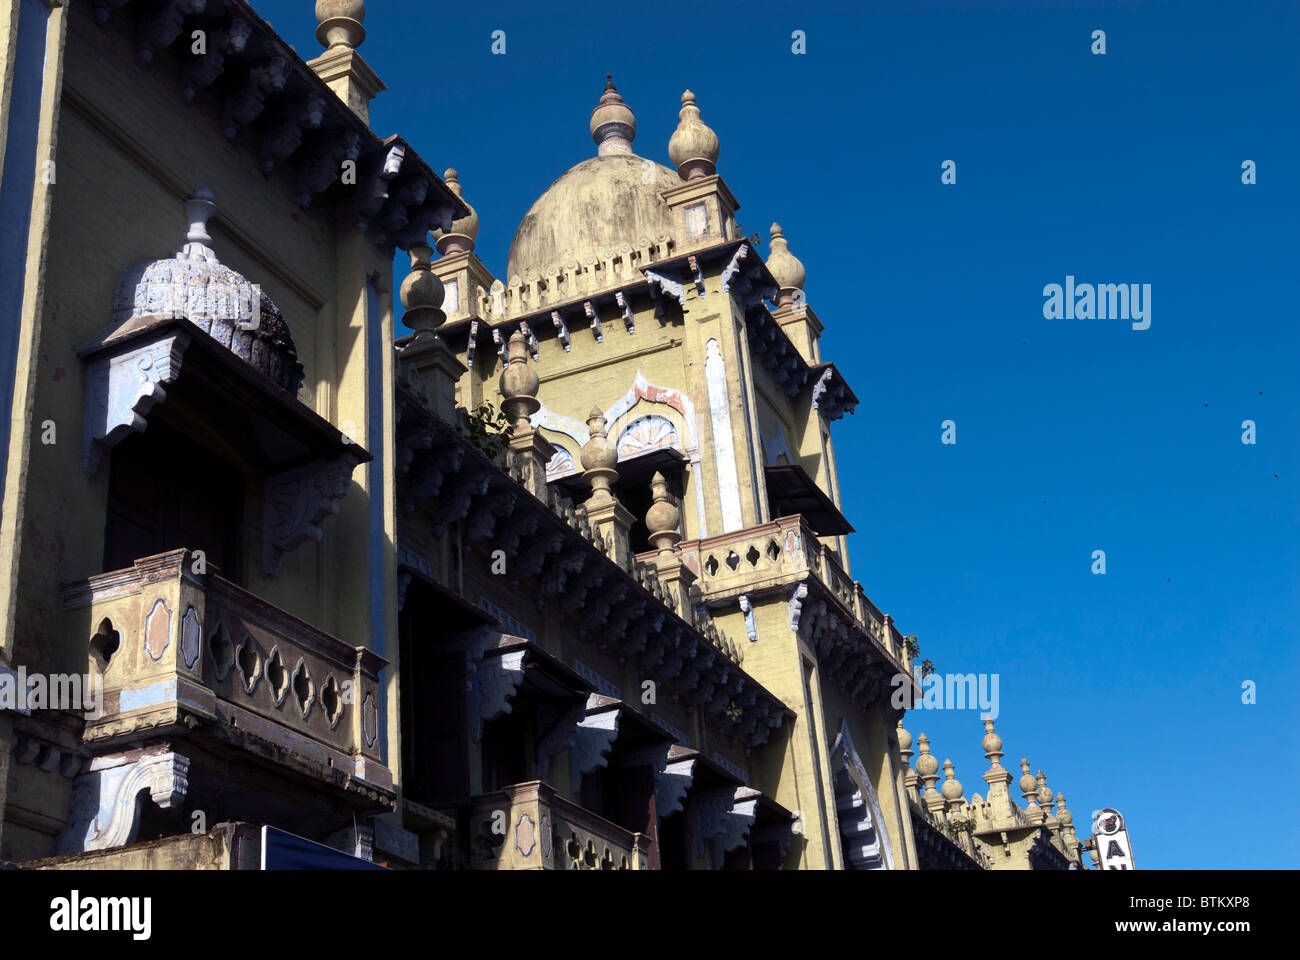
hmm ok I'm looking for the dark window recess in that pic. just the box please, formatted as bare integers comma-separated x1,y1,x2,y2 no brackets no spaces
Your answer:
613,450,688,554
481,704,532,793
399,606,470,804
658,811,687,870
103,421,243,581
580,762,661,869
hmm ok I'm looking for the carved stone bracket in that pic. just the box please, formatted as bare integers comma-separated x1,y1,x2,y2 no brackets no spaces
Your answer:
82,330,191,476
473,648,527,742
570,701,620,793
691,785,758,866
263,454,361,575
56,749,190,855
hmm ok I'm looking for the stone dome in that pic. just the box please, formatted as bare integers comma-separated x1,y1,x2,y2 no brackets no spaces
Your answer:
113,188,304,395
507,77,683,279
507,153,681,279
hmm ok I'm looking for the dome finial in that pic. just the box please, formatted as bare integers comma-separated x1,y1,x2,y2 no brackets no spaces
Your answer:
315,0,366,52
178,187,217,261
591,74,636,156
668,88,719,180
433,167,480,255
765,222,806,307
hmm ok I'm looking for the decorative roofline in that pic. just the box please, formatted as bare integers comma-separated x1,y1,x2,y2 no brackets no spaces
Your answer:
90,0,466,251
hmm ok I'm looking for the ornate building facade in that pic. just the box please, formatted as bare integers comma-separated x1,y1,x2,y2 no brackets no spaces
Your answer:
0,0,1086,870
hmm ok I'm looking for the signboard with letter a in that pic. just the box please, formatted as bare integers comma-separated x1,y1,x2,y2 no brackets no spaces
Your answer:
1092,808,1136,870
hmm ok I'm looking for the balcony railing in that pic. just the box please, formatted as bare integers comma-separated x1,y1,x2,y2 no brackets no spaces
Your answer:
465,781,651,870
61,548,391,798
642,514,907,664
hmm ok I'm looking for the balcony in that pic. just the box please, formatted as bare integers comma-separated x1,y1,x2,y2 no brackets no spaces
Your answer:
466,781,651,870
641,514,908,666
57,548,392,854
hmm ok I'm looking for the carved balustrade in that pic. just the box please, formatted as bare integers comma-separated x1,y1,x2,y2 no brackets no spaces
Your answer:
62,548,391,797
466,780,649,870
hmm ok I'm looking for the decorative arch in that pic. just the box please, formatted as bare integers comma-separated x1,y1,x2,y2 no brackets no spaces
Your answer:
532,370,708,535
616,414,679,460
545,445,576,481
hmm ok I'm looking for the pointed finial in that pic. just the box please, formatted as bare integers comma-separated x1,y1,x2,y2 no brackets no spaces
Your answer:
1019,757,1037,800
590,74,636,156
766,222,806,307
315,0,366,52
1056,792,1074,826
980,717,1003,769
1036,769,1055,815
433,167,479,255
498,331,540,433
916,734,939,783
941,758,964,802
645,471,683,559
580,407,619,503
668,88,720,180
399,242,445,336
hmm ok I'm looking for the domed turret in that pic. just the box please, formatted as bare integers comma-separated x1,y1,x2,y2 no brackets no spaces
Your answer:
667,90,719,180
112,187,303,394
507,78,682,278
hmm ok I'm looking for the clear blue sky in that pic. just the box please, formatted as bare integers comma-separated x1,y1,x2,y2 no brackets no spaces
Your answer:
262,0,1299,868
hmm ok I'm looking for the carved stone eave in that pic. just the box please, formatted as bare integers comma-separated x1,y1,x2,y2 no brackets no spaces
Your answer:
89,0,466,251
808,361,859,422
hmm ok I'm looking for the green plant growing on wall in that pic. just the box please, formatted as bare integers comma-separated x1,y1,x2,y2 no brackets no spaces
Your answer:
725,700,742,724
948,818,978,836
465,401,511,459
903,634,936,678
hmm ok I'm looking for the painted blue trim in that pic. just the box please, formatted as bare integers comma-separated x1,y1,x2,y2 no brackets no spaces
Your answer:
0,0,50,509
365,278,388,763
